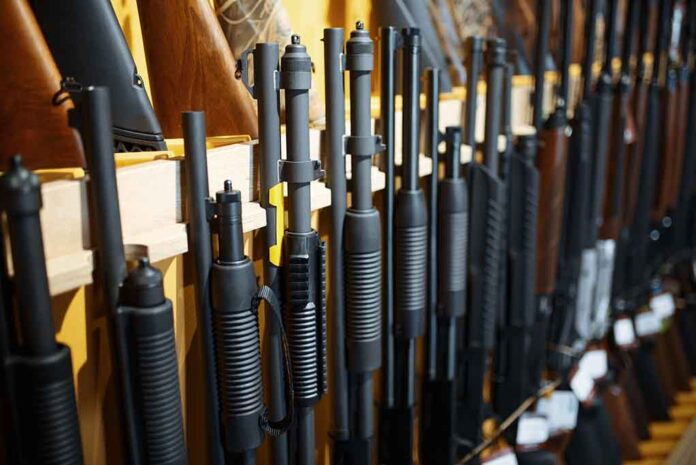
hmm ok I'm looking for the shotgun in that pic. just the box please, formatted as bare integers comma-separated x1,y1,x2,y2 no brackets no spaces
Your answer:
0,0,84,169
377,26,400,465
183,112,293,465
0,156,84,464
459,37,506,456
135,0,258,139
280,35,327,465
77,87,186,465
236,42,290,465
29,0,166,152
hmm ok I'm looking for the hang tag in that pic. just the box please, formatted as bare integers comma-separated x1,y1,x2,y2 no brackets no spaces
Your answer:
483,448,518,465
516,413,550,446
650,293,676,319
536,390,579,432
579,349,608,379
570,367,595,402
613,318,636,347
634,311,662,337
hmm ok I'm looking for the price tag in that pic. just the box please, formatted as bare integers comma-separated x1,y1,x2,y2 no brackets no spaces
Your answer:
536,390,579,432
579,350,608,380
650,293,676,319
516,413,550,446
570,368,594,402
483,448,518,465
613,318,636,347
634,311,662,336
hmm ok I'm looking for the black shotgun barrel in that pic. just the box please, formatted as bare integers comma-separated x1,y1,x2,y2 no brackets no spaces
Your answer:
464,37,485,150
532,0,552,134
237,42,289,465
78,86,186,465
280,35,327,465
30,0,166,152
0,155,83,465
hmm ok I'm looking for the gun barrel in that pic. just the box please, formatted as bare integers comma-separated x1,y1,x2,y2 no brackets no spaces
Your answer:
464,37,484,149
484,38,506,174
532,0,552,134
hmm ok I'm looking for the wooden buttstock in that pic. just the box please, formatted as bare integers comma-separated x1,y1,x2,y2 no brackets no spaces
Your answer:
651,85,679,222
623,82,649,227
602,381,642,460
534,126,568,295
668,79,690,211
0,0,84,169
135,0,259,139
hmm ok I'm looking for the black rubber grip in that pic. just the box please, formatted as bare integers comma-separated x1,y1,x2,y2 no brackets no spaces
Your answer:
344,208,382,372
11,345,83,464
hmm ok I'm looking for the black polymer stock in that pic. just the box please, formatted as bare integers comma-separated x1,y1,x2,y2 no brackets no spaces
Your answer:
76,87,186,464
236,42,290,465
0,156,83,465
459,38,506,458
30,0,166,152
324,22,384,464
280,35,327,465
182,112,293,465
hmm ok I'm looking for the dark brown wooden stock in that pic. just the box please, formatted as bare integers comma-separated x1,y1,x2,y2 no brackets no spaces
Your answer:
665,319,692,391
651,84,678,222
622,363,650,439
654,332,677,404
135,0,258,139
623,81,649,227
534,125,568,294
0,0,84,169
603,381,641,461
668,78,690,210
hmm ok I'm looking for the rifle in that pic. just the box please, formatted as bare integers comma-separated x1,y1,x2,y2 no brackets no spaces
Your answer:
0,156,84,464
324,23,384,464
0,0,84,169
183,111,293,464
29,0,166,152
459,37,506,456
135,0,258,139
77,86,186,464
279,35,327,465
236,42,290,465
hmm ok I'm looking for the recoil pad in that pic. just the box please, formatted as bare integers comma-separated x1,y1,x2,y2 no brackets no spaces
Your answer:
378,406,415,463
283,231,328,406
119,298,187,464
8,345,83,464
438,178,468,318
468,164,504,350
344,208,382,373
211,257,265,453
395,189,428,338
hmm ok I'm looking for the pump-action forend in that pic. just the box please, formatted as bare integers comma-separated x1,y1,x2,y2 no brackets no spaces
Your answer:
29,0,166,152
76,86,186,465
0,156,84,464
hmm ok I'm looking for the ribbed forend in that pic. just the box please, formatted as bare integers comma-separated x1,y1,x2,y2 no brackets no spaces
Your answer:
285,254,322,403
214,309,263,416
345,249,382,342
396,224,428,334
135,329,186,464
32,378,83,464
319,241,328,394
482,196,503,349
442,212,467,292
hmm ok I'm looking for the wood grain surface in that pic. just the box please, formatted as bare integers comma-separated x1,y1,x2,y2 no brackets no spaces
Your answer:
0,0,84,169
135,0,258,139
623,81,649,227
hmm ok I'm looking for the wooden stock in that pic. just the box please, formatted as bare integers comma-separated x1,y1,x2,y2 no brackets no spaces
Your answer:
668,77,690,211
665,320,692,392
654,332,677,404
603,379,641,460
0,0,84,169
651,84,679,222
623,81,649,227
622,362,651,439
534,125,568,294
135,0,258,139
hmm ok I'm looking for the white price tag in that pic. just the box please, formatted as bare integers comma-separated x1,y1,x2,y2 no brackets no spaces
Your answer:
634,311,662,336
570,368,594,402
579,350,608,380
613,318,636,347
516,413,549,446
536,390,579,432
650,293,676,319
483,449,518,465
